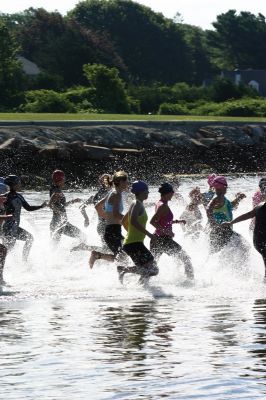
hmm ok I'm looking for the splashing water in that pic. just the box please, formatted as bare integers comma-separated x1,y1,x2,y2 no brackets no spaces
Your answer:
0,176,265,399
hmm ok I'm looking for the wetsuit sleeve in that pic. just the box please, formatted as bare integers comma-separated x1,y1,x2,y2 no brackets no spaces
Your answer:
20,195,43,211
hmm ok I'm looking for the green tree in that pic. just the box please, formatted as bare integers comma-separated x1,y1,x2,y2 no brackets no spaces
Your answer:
83,63,131,113
208,10,266,69
0,19,25,108
7,8,126,87
69,0,193,84
181,25,215,85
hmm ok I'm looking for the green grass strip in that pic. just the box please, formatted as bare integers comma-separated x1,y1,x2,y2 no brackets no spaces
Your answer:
1,113,266,122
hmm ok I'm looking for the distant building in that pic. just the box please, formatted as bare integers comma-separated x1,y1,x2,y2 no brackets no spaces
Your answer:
17,56,40,76
221,69,266,97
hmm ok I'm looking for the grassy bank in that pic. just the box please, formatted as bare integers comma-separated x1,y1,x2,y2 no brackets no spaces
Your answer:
1,113,266,122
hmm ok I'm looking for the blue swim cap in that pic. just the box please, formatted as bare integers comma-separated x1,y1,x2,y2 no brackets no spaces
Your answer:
158,182,174,195
131,180,149,194
4,175,21,187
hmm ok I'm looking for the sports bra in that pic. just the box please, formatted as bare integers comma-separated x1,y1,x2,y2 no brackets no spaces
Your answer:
104,191,123,214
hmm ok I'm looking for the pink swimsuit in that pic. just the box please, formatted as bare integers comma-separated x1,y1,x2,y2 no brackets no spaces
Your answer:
250,190,264,230
253,190,264,207
154,200,173,236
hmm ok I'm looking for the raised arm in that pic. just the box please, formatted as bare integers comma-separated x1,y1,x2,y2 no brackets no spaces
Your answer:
231,192,246,209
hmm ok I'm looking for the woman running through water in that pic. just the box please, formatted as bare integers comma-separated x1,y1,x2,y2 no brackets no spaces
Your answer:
206,175,247,254
49,170,85,244
2,175,47,262
150,182,194,280
180,187,203,238
119,181,159,284
89,171,128,269
222,199,266,278
80,173,112,240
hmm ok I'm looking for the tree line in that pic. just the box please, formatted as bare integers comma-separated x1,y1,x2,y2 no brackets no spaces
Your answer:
1,0,266,115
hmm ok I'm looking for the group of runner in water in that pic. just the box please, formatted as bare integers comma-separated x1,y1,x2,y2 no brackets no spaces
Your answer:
0,170,266,286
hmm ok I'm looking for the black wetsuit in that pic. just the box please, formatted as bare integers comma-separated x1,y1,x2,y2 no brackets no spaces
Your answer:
2,190,43,260
50,185,82,241
0,200,8,279
253,203,266,274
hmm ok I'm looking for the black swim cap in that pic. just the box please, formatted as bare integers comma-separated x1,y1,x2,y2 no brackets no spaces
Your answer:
4,175,21,187
259,177,266,189
158,182,174,195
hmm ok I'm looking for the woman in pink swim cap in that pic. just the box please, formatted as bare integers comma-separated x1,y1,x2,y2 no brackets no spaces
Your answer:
207,174,216,187
206,176,247,254
211,175,228,189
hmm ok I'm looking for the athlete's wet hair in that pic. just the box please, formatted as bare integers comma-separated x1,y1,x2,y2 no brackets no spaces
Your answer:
111,171,128,186
99,174,112,187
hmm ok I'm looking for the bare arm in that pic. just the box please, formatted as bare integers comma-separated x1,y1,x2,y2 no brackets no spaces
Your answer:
206,198,218,226
112,193,123,222
95,196,107,219
80,207,89,227
65,198,82,206
121,211,129,231
225,209,256,226
130,202,153,239
231,193,246,209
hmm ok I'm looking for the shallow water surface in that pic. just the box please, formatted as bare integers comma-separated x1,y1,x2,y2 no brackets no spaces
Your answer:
0,176,266,399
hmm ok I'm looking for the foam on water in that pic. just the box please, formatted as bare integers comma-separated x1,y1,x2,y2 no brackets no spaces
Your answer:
1,175,265,302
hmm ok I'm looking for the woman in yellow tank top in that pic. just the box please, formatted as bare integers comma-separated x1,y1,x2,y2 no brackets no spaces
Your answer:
119,180,159,284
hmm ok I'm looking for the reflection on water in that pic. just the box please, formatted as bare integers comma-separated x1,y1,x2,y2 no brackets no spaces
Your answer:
245,299,266,385
0,176,266,399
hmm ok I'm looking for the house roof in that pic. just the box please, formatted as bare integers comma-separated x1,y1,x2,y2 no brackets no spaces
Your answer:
17,56,40,76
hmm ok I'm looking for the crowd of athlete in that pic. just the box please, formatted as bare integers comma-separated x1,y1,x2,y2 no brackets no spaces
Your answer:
0,170,266,285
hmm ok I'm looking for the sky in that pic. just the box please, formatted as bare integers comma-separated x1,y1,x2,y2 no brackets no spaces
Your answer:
0,0,266,29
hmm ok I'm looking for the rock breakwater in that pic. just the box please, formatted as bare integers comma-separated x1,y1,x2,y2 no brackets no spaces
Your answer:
0,121,265,186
